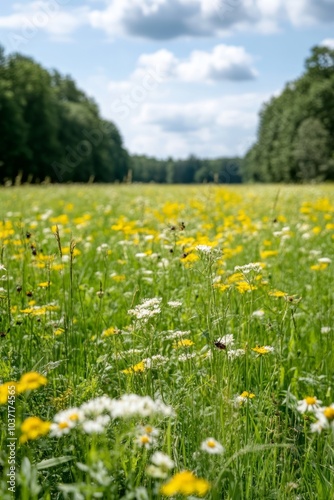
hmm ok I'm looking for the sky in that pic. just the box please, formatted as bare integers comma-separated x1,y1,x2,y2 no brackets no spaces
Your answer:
0,0,334,159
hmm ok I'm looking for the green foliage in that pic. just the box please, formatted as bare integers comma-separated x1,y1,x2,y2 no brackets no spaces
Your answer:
243,45,334,182
0,47,129,184
130,155,243,184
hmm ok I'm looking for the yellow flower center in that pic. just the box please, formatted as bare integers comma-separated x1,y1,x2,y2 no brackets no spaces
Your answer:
207,440,216,448
59,422,69,429
305,397,316,405
323,408,334,421
140,435,150,444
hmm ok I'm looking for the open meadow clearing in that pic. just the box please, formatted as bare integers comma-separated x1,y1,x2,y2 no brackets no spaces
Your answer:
0,184,334,499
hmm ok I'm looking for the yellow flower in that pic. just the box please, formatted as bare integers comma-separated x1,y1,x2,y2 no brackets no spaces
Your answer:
0,382,17,405
160,470,210,497
20,417,51,443
122,361,146,374
102,327,119,337
17,372,47,393
260,250,278,259
173,339,194,349
251,346,274,355
269,290,287,298
38,281,51,288
54,328,65,336
310,263,328,271
235,281,257,294
240,391,255,399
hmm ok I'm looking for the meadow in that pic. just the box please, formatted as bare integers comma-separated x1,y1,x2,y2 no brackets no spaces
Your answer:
0,184,334,499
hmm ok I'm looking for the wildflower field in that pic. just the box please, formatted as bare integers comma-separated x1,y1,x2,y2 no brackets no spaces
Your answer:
0,184,334,500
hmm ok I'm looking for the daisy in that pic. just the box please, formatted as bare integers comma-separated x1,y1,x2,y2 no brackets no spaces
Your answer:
297,396,322,413
200,438,225,454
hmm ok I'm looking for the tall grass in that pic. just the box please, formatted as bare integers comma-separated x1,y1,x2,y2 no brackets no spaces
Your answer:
0,184,333,499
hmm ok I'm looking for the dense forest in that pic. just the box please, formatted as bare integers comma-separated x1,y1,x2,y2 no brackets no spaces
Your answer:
0,45,333,184
243,46,334,182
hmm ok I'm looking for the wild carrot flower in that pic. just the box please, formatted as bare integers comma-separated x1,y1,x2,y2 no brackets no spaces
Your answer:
200,438,225,454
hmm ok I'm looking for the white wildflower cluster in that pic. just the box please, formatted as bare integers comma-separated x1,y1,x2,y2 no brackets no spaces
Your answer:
227,349,246,360
321,326,331,334
50,394,174,437
164,330,191,340
273,226,291,239
296,397,334,434
167,300,182,308
252,309,265,318
178,352,197,362
215,334,234,347
196,245,213,253
146,451,174,478
96,243,110,254
318,257,331,264
142,355,168,368
128,298,162,322
234,262,263,274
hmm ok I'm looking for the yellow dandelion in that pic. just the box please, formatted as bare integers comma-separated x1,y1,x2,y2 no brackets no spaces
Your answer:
251,346,274,355
160,470,210,497
17,372,47,393
0,382,17,405
173,339,194,349
122,361,146,374
102,327,119,337
38,281,51,288
20,417,51,443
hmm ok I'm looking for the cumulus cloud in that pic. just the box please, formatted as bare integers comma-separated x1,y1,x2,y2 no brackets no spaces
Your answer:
110,45,257,91
1,0,333,40
88,0,334,40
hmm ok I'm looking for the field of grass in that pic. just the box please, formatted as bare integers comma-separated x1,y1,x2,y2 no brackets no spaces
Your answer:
0,184,334,499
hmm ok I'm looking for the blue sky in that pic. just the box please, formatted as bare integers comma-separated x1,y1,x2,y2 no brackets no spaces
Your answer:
1,0,334,158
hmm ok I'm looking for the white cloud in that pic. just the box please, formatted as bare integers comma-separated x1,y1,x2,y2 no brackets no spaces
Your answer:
87,0,334,40
321,38,334,49
1,0,333,41
109,45,257,93
0,1,88,44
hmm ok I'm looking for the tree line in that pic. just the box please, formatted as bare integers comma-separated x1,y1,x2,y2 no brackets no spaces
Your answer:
0,45,333,184
243,46,334,182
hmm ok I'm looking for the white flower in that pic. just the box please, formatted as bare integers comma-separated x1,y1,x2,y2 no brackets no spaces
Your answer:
252,309,265,318
151,452,174,470
234,263,262,274
321,326,331,334
81,415,110,434
136,434,157,449
310,420,325,434
297,397,322,413
143,355,168,368
196,245,212,253
167,300,182,308
314,404,334,430
178,352,197,362
215,334,234,347
318,257,331,263
0,264,6,271
165,330,190,340
200,438,225,454
227,349,245,360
